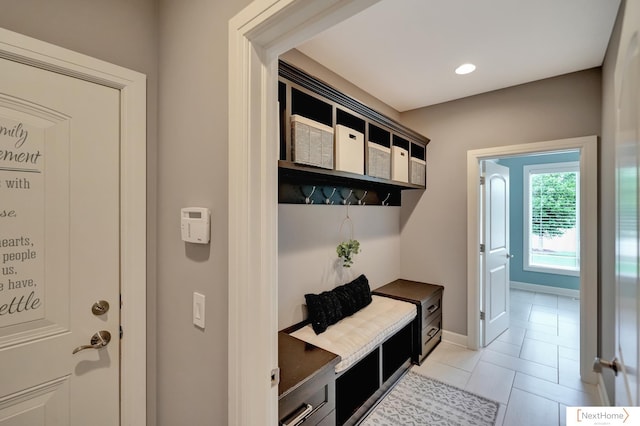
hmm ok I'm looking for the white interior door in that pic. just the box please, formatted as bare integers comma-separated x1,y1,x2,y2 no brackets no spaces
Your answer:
0,56,120,424
615,3,640,406
482,160,511,345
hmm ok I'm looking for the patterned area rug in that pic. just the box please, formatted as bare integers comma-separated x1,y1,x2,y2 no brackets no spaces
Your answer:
360,371,499,426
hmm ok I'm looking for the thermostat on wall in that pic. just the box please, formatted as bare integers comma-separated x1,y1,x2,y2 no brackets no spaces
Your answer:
181,207,210,244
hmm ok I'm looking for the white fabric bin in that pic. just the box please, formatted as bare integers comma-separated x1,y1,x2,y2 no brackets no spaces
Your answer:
335,124,364,175
392,145,409,182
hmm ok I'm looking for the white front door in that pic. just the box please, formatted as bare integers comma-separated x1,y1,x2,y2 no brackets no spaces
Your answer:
482,160,511,345
615,1,640,406
0,55,120,424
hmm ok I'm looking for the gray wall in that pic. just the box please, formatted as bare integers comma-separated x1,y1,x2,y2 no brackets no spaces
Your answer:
156,0,251,425
399,68,602,336
0,1,160,423
279,205,401,328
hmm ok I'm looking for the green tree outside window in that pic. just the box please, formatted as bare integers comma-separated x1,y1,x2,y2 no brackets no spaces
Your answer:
531,172,577,239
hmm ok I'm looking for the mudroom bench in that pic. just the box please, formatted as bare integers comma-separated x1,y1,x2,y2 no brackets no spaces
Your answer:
279,277,418,426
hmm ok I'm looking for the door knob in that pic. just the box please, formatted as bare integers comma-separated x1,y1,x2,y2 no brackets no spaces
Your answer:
506,253,514,259
72,330,111,354
593,356,619,376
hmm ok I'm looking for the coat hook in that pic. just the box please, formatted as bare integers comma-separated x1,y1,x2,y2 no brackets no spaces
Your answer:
382,193,391,206
356,190,368,206
342,189,353,205
302,186,316,204
322,187,336,204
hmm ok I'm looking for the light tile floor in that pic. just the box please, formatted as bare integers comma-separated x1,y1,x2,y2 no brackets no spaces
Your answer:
411,288,600,426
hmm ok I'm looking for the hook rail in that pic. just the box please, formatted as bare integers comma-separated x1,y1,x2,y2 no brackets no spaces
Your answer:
282,182,401,206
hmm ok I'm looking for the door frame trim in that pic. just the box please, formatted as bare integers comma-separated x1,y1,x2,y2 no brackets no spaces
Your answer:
467,136,598,384
228,1,380,423
0,28,147,424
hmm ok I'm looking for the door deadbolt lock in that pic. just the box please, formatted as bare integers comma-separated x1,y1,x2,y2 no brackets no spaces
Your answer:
91,300,110,316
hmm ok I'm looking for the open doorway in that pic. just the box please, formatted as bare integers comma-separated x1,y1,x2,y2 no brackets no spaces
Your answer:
480,151,581,348
467,136,598,387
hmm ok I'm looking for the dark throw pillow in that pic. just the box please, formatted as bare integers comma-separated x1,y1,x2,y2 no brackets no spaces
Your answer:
349,274,372,310
305,290,343,334
333,283,358,317
304,275,372,334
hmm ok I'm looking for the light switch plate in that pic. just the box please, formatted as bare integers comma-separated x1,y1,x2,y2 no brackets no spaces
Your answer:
193,292,205,329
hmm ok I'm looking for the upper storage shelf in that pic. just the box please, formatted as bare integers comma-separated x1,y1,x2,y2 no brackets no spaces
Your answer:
278,60,430,206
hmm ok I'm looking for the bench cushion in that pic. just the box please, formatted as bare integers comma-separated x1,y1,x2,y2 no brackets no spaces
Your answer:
291,295,416,373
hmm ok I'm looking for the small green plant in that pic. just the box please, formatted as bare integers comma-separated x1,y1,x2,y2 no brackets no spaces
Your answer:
336,239,360,268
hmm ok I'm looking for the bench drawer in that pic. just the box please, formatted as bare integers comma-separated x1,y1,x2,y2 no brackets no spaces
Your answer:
421,290,442,326
279,361,335,426
421,315,442,360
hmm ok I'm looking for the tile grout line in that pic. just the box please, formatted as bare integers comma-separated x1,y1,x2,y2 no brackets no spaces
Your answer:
511,370,595,409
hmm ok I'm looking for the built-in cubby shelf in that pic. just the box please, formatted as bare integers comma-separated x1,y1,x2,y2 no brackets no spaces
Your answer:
278,60,430,206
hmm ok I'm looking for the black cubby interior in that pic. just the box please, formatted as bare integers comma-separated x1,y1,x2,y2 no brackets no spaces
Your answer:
411,143,425,160
291,87,332,127
336,109,365,134
382,323,412,382
392,135,410,151
368,123,391,148
336,350,379,425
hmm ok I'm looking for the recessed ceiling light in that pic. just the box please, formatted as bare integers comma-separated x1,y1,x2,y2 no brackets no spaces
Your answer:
455,63,476,75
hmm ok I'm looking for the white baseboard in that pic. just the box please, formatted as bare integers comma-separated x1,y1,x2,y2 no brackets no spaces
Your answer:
510,281,580,299
597,372,611,406
442,330,468,347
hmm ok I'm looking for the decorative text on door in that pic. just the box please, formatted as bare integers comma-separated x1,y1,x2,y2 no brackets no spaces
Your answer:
0,117,44,327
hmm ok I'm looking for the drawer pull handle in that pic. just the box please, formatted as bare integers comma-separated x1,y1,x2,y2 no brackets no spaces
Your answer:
426,304,438,314
282,403,313,426
426,327,439,338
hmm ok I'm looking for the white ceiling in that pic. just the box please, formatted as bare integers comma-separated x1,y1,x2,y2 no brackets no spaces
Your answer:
296,0,621,112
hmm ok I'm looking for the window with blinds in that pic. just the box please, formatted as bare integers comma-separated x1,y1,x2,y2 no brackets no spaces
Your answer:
523,162,580,276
